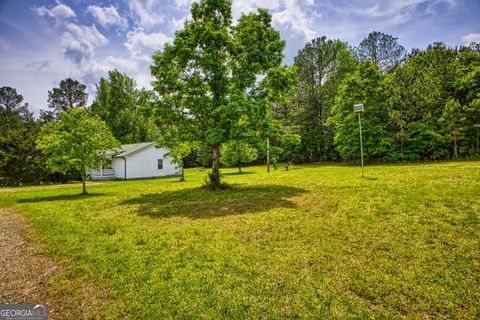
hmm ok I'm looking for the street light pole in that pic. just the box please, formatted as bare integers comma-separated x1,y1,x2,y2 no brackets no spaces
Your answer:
354,104,365,178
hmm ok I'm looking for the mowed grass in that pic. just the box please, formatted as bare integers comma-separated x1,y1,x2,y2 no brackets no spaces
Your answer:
1,162,479,319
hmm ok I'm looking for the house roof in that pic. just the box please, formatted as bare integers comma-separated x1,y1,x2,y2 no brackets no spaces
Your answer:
109,142,156,158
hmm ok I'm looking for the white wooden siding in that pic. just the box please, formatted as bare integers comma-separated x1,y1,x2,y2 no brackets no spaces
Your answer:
110,145,178,179
112,158,125,179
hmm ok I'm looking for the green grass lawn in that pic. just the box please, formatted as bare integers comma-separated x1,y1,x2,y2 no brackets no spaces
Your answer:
1,162,479,319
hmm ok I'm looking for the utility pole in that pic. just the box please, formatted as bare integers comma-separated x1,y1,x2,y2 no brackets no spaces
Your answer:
266,132,270,173
354,104,365,177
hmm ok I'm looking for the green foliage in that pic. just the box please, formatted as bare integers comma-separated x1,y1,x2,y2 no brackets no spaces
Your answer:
93,70,159,144
0,86,30,117
280,133,301,170
0,87,48,186
47,78,88,117
386,43,457,160
330,61,392,160
292,36,357,161
357,31,406,73
37,108,120,194
220,141,258,172
268,145,283,170
156,123,196,181
150,0,293,188
195,143,214,168
327,41,478,162
453,47,480,156
440,98,467,159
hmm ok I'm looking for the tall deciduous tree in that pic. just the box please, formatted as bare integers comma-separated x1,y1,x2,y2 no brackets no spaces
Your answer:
37,108,119,195
221,141,258,173
387,43,456,160
0,86,30,117
329,61,392,160
150,0,292,189
92,70,158,144
279,133,301,171
0,87,48,186
47,78,88,116
357,31,406,73
292,36,356,161
440,98,467,159
453,45,480,155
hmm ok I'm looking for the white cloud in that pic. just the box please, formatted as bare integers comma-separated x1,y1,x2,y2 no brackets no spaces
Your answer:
105,56,139,73
344,0,457,26
175,0,196,9
87,5,127,29
62,23,109,65
125,28,172,61
232,0,280,15
231,0,317,40
34,4,76,25
128,0,164,29
102,57,152,89
272,0,316,41
170,16,187,32
461,33,480,44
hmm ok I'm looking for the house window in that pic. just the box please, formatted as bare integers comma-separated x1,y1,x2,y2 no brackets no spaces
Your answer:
158,159,163,170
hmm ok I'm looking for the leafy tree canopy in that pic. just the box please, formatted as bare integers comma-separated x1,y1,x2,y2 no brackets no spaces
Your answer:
221,141,258,173
93,70,158,144
292,36,357,161
47,78,88,116
37,108,119,194
330,61,391,160
0,86,31,121
357,31,406,73
0,87,47,186
150,0,295,189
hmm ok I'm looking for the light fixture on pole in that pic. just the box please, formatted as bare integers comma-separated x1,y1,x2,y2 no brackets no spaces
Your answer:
353,103,365,177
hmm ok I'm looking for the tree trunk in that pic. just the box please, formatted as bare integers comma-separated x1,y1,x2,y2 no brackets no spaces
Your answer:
400,127,404,162
180,166,185,181
81,164,88,195
454,135,458,159
453,139,458,159
238,165,242,173
476,126,479,154
210,145,221,188
266,135,270,173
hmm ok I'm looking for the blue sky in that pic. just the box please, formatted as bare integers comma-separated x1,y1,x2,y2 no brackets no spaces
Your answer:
1,0,479,114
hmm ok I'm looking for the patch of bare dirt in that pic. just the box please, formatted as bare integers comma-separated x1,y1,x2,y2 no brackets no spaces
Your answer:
0,209,63,317
0,209,107,319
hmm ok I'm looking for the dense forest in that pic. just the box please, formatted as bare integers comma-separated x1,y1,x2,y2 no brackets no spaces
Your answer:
1,30,479,186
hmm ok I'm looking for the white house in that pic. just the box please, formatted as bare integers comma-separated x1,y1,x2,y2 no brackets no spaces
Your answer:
89,142,179,180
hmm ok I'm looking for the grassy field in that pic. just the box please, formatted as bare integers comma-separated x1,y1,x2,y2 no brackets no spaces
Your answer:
1,162,479,319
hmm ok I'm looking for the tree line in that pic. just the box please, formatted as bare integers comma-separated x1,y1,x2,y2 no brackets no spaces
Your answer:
1,0,479,188
289,34,480,163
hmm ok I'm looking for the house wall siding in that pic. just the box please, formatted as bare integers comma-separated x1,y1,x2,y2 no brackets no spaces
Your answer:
124,146,178,179
113,158,125,179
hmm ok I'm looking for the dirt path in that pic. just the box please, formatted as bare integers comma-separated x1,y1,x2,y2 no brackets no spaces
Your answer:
0,209,61,317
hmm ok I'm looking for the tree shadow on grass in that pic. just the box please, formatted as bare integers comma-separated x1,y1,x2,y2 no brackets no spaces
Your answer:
121,184,306,219
222,171,254,176
17,192,109,203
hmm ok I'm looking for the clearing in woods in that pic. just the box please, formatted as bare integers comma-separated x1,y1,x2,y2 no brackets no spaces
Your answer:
0,162,479,318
